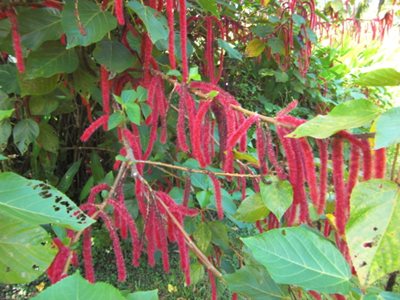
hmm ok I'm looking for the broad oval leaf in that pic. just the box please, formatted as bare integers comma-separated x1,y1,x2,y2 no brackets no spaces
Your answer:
356,68,400,87
126,289,159,300
36,122,60,153
0,214,57,284
245,39,265,57
0,108,13,122
375,107,400,149
242,226,352,294
13,119,40,154
127,1,169,44
224,264,288,299
234,193,269,223
25,42,79,79
93,40,135,73
19,74,59,96
62,0,117,49
288,100,381,139
0,172,95,231
260,177,293,220
217,39,242,61
346,180,400,286
17,8,63,50
32,272,126,300
197,0,220,18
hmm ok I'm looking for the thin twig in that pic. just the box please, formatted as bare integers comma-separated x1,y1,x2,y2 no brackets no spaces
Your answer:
133,159,262,178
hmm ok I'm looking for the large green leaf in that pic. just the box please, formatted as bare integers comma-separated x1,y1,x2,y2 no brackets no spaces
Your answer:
17,8,63,51
13,119,40,154
0,64,19,94
356,68,400,87
36,122,60,153
0,172,95,231
127,1,169,44
363,291,400,300
29,94,60,116
93,40,135,73
58,159,82,193
260,177,293,220
0,109,13,122
245,39,265,57
233,193,269,223
25,42,79,79
193,223,212,253
0,214,57,284
0,120,11,152
62,0,117,49
197,0,220,17
288,100,381,139
224,264,288,299
346,180,400,287
242,226,352,294
19,74,59,96
126,289,159,300
217,39,242,61
32,272,125,300
375,107,400,149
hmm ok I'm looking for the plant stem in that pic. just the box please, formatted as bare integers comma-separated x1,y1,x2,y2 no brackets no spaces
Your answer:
390,144,399,180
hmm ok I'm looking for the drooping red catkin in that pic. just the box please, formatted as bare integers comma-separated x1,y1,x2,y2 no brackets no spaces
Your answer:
87,183,110,204
166,0,176,69
276,100,298,117
143,123,158,160
178,0,188,81
360,140,372,181
314,140,328,214
292,139,309,223
347,144,360,197
82,228,95,283
208,173,223,220
209,270,217,300
205,17,215,83
256,121,268,175
298,138,319,209
323,219,331,237
123,127,143,172
309,291,322,300
175,214,191,285
202,117,213,166
108,199,141,267
332,138,347,235
155,215,170,272
177,91,190,152
100,65,110,118
232,293,238,300
115,0,125,25
80,115,108,142
80,95,93,123
145,209,156,267
6,9,25,73
265,128,286,180
156,191,198,217
182,176,191,207
373,148,386,179
192,101,213,167
47,238,70,284
98,211,127,282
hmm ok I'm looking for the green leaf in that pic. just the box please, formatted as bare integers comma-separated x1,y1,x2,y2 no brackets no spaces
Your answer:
274,70,289,83
0,214,57,284
193,223,212,253
189,66,202,81
356,68,400,86
209,221,230,250
234,193,269,223
0,109,13,122
25,42,79,79
260,177,293,220
107,111,126,130
217,39,242,61
242,226,352,294
29,94,60,116
375,107,400,149
136,86,148,102
90,151,106,182
0,120,11,152
0,154,7,161
245,39,265,57
37,122,60,153
288,100,381,139
93,40,135,73
346,180,400,287
32,272,126,300
233,150,258,165
224,264,287,299
126,289,159,300
127,1,169,44
267,37,284,54
292,14,306,25
17,8,63,50
62,0,117,49
364,291,400,300
0,64,19,94
19,74,59,96
58,159,82,193
0,172,95,231
190,262,205,285
197,0,220,17
126,103,141,125
13,119,40,154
